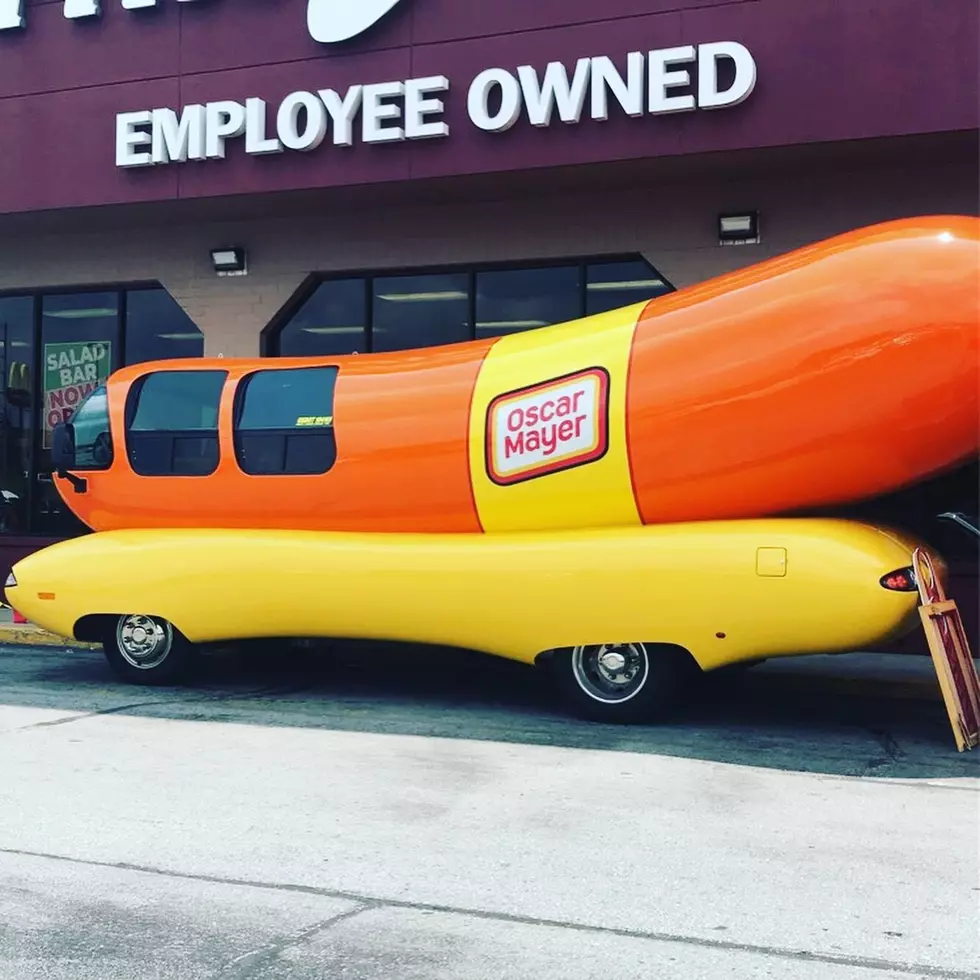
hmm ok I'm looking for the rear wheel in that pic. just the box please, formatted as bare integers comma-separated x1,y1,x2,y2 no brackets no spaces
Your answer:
551,642,696,723
102,614,194,686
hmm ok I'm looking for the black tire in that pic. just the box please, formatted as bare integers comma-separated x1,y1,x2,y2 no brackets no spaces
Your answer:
550,642,697,724
102,614,195,686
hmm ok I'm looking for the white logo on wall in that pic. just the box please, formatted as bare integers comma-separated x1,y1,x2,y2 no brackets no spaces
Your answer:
308,0,405,43
116,42,758,168
0,0,406,41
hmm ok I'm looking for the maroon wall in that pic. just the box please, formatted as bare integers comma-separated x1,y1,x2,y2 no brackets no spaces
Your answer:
0,0,977,214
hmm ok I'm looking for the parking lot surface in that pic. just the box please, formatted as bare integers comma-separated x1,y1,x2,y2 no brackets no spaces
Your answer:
0,641,977,980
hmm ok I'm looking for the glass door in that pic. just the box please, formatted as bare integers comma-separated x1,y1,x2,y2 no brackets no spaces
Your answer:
0,297,36,535
34,292,121,536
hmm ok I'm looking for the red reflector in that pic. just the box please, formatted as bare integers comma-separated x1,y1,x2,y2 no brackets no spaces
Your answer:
880,567,917,592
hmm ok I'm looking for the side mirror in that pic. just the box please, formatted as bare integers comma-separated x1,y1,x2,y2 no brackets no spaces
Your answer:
50,423,87,494
51,423,76,472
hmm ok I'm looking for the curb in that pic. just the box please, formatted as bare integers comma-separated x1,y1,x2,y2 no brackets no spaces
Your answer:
0,623,98,650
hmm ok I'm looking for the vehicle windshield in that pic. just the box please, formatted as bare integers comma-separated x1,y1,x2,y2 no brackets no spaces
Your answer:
70,384,113,469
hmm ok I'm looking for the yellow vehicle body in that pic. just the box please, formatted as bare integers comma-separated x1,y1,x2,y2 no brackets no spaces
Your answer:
7,518,929,672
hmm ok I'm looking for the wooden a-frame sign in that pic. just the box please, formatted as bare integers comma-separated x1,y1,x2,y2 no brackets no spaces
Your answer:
913,548,980,752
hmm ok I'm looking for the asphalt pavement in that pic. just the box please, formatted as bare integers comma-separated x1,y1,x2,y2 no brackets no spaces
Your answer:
0,640,977,980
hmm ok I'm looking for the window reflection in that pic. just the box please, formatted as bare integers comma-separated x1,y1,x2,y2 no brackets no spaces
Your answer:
72,385,113,470
130,371,226,432
0,297,35,535
372,273,470,352
277,279,368,357
476,266,580,339
126,371,226,478
35,292,121,537
586,259,670,316
0,284,204,539
125,288,204,364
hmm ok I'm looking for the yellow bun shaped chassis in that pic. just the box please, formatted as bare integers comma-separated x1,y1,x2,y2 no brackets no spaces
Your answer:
7,518,930,722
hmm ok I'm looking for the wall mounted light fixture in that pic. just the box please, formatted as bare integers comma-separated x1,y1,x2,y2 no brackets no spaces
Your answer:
718,212,760,246
210,246,248,277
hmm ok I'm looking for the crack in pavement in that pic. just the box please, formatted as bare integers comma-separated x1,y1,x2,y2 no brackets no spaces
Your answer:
1,847,976,980
5,684,316,733
214,904,375,978
862,726,906,775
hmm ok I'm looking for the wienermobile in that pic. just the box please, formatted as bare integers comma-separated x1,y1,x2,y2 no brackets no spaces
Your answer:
6,215,978,722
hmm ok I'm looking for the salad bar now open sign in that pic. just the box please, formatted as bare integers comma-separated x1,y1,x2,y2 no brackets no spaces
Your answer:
42,341,112,448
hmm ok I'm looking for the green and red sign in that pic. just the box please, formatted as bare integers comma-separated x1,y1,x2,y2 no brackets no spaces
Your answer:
42,341,112,448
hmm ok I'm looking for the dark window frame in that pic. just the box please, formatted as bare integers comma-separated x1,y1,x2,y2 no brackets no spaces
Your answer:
232,366,339,477
124,369,227,478
262,253,674,356
0,282,207,534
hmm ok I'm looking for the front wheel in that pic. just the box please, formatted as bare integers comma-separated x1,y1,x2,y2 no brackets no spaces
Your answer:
550,642,696,724
102,614,195,686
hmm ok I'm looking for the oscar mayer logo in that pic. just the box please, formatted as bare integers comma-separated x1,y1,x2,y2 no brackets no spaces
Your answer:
0,0,408,43
486,368,610,486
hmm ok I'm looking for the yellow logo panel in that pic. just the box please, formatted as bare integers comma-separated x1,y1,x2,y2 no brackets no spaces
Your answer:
469,304,644,533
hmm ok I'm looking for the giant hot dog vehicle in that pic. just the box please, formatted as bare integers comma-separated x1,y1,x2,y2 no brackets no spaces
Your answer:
5,215,979,722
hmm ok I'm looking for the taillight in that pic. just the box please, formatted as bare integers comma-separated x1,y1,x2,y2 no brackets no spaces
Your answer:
880,566,917,592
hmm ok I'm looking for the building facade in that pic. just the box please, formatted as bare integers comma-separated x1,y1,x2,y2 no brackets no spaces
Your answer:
0,0,977,644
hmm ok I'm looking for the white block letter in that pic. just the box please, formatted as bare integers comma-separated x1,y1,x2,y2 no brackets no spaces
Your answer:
467,68,522,133
319,86,363,147
205,100,247,159
518,57,591,127
64,0,100,19
648,45,696,114
698,41,757,109
277,91,328,151
591,52,645,120
404,75,449,140
362,81,405,143
245,98,283,155
151,105,206,164
116,111,153,168
0,0,25,30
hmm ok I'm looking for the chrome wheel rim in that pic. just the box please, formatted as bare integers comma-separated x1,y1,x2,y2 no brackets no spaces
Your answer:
571,643,649,704
116,615,173,670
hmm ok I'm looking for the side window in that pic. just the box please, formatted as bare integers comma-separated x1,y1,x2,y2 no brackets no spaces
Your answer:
70,384,113,471
234,367,338,476
125,370,227,477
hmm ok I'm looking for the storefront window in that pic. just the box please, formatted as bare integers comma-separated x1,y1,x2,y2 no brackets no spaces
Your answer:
0,284,203,538
586,259,671,315
476,266,580,339
269,255,673,357
372,273,471,352
276,279,367,357
125,288,205,364
0,297,35,535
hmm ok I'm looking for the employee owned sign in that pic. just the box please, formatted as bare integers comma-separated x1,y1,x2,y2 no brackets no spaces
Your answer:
0,2,759,171
42,341,112,448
